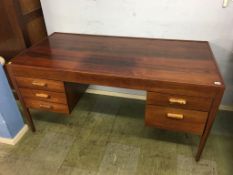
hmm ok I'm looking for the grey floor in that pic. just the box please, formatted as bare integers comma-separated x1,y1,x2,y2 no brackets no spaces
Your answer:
0,93,232,175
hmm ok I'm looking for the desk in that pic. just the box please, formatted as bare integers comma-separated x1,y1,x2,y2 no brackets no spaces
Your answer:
7,33,225,161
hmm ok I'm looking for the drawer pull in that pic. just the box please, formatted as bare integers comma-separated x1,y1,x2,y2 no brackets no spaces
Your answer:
32,81,47,87
167,113,184,120
169,98,186,105
39,104,52,109
35,93,49,98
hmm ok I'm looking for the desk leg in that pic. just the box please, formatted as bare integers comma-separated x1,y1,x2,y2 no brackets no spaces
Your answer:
196,89,224,161
6,65,36,132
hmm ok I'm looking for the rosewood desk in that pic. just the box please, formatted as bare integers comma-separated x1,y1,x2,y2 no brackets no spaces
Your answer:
6,33,225,161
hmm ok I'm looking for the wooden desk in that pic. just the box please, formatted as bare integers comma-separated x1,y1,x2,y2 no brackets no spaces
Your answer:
7,33,225,161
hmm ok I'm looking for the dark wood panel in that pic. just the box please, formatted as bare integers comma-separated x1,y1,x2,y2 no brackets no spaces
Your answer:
150,83,217,98
0,0,47,60
24,99,70,113
11,33,224,88
145,105,208,135
18,0,41,15
13,0,47,47
0,0,26,60
20,88,67,104
65,82,88,111
26,16,47,45
147,92,213,111
15,76,65,92
10,64,219,98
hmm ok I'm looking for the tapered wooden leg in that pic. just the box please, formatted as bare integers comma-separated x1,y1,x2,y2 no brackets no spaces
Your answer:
6,63,36,132
21,106,35,132
196,89,224,161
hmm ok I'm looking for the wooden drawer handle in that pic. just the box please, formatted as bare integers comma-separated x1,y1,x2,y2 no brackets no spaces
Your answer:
32,81,47,87
169,98,186,105
39,104,52,109
167,113,184,120
35,93,49,98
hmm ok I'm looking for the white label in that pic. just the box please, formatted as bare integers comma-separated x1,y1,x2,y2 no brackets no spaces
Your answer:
214,81,222,85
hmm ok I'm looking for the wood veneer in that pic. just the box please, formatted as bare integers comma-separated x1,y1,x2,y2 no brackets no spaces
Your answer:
15,76,65,92
20,88,67,104
10,33,223,88
24,99,69,113
0,0,47,60
7,33,225,161
145,105,208,135
147,92,212,111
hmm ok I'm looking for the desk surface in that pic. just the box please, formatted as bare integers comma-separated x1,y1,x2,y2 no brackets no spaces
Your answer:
11,32,223,88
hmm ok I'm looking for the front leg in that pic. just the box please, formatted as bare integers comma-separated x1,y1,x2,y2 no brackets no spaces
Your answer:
195,89,224,161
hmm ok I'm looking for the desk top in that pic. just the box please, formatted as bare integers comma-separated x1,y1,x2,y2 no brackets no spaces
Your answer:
11,32,224,88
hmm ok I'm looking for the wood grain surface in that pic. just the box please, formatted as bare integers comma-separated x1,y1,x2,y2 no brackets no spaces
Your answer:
7,33,225,161
10,33,224,88
145,105,208,135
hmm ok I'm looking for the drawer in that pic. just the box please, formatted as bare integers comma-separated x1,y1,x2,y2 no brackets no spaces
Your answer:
24,99,69,113
15,77,65,92
20,88,67,104
145,105,208,135
147,92,212,111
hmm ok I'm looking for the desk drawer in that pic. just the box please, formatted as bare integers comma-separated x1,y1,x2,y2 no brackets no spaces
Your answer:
15,77,65,92
24,99,69,113
147,92,212,111
145,105,208,135
20,88,67,104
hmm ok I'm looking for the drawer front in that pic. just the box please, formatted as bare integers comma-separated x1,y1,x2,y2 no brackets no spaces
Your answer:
145,105,208,135
15,77,65,92
24,99,69,113
20,88,67,104
147,92,212,112
150,83,216,98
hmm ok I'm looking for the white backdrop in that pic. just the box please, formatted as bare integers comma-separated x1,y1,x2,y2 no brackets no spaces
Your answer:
40,0,233,95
